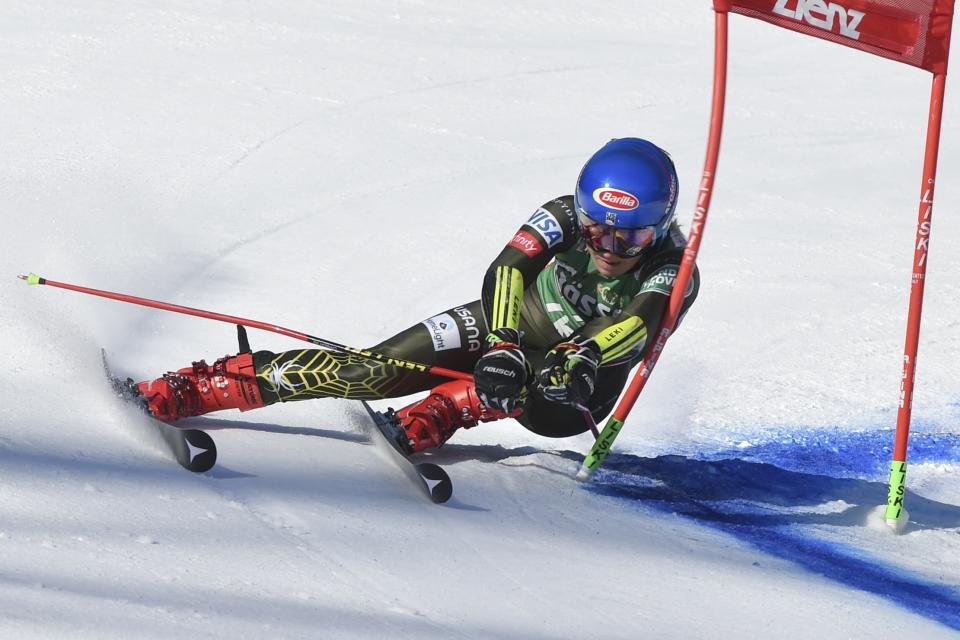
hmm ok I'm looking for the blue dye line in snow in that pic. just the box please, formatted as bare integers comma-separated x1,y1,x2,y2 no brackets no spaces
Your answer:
586,428,960,631
702,428,960,479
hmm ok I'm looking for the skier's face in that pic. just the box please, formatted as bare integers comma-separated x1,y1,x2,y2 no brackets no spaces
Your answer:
587,245,642,278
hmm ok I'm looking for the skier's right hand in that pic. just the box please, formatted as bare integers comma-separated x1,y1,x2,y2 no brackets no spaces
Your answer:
473,328,531,414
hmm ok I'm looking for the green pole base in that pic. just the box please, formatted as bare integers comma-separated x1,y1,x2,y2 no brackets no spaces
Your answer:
577,417,625,481
885,508,910,534
884,460,908,534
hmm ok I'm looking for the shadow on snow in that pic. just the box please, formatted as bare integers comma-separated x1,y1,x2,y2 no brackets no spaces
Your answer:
587,428,960,631
180,414,960,630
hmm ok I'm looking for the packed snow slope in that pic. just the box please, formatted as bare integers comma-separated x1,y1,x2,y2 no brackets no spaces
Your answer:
3,1,960,638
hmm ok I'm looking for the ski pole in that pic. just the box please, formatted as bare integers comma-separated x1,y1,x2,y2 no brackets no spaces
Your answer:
17,273,473,383
575,404,601,439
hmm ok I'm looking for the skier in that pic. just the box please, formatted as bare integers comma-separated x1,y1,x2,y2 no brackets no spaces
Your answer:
131,137,699,453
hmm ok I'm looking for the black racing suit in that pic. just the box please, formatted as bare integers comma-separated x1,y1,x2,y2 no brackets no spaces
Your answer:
250,196,699,438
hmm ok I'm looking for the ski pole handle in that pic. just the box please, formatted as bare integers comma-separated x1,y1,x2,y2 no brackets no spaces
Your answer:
18,273,473,383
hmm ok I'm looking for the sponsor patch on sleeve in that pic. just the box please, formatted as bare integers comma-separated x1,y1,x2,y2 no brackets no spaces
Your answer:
508,230,543,257
525,207,564,249
421,313,461,352
638,265,694,297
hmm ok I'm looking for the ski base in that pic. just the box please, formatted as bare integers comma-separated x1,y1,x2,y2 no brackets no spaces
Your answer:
102,349,217,473
361,401,452,504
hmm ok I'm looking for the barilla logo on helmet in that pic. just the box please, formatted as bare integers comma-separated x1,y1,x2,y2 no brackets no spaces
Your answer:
593,188,638,211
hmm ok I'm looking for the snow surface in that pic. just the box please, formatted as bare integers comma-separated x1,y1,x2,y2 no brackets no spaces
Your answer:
3,1,960,638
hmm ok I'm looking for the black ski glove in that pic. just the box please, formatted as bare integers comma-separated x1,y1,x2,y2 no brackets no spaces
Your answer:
537,339,602,406
473,328,531,414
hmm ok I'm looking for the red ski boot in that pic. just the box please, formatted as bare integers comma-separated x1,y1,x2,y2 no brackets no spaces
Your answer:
135,353,264,422
396,379,520,452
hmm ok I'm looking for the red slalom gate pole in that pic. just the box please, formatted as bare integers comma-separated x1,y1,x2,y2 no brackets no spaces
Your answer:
17,272,473,383
577,9,728,480
885,72,949,531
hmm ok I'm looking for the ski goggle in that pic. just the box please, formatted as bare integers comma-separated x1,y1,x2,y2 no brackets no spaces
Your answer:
578,211,657,258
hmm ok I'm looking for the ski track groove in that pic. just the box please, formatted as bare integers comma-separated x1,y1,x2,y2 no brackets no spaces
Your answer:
208,121,306,185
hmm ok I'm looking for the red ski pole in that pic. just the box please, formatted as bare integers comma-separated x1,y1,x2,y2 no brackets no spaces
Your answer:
18,272,473,383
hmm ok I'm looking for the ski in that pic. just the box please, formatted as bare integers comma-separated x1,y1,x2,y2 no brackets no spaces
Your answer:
360,401,452,504
101,349,217,473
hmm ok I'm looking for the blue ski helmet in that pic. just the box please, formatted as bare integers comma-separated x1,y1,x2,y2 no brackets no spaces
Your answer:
574,138,679,251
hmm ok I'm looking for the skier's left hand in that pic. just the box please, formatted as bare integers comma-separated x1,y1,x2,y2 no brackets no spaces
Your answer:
537,339,601,406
